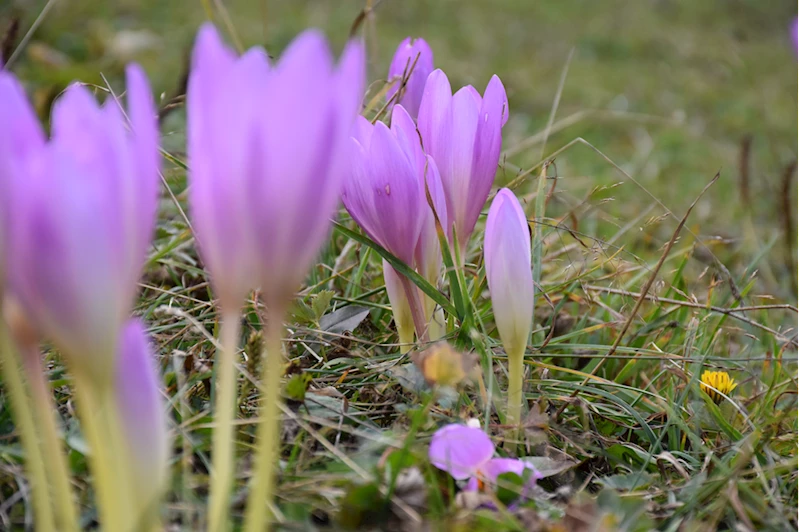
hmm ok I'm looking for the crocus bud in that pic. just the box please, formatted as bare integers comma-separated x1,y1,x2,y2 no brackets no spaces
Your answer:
187,24,365,311
418,69,508,255
5,65,159,384
484,189,532,428
484,189,532,358
115,319,169,515
387,37,434,119
0,72,45,289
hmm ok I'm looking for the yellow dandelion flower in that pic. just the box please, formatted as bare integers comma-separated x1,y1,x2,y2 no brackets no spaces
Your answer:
700,370,737,404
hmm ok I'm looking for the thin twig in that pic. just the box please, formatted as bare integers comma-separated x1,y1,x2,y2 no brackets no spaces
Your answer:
4,0,57,69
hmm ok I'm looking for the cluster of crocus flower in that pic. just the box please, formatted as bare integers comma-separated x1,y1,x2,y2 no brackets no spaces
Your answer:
429,421,542,505
348,39,532,429
343,37,510,352
0,63,167,530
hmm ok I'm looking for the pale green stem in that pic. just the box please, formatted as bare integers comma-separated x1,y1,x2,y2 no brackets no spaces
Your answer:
398,277,430,344
506,346,525,439
396,318,415,355
74,382,132,531
424,297,446,341
208,309,242,532
21,353,78,532
244,314,285,532
0,320,56,532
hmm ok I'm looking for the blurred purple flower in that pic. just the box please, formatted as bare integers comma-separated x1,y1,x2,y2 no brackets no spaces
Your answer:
418,69,508,255
187,23,365,311
387,37,434,119
484,188,533,359
429,424,541,501
115,319,169,511
792,18,798,53
0,72,44,288
3,65,159,383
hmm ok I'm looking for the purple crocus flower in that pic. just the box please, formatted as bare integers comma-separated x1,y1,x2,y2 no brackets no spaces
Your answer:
484,189,533,358
115,319,169,513
387,37,434,119
4,65,159,384
342,105,446,339
187,24,364,311
429,423,541,501
484,188,532,427
792,18,798,53
418,69,508,256
0,71,44,289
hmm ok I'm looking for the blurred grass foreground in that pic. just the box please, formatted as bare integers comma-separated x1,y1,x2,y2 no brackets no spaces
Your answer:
0,0,797,530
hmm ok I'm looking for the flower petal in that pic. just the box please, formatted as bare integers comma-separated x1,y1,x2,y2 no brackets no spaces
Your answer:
484,189,533,357
429,424,494,480
387,37,434,119
115,319,170,511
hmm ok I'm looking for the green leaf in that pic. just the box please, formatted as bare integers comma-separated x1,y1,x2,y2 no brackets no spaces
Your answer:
700,391,744,440
285,373,312,402
596,472,655,491
311,290,335,321
333,221,456,316
496,471,525,506
337,482,386,529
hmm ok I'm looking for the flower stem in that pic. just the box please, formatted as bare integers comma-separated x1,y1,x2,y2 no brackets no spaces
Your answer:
208,309,242,532
21,353,78,532
396,318,415,354
0,319,56,532
74,382,132,531
506,346,525,436
244,314,284,532
426,303,446,341
399,277,429,344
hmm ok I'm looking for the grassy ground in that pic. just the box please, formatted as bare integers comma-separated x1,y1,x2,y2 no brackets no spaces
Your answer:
1,0,797,530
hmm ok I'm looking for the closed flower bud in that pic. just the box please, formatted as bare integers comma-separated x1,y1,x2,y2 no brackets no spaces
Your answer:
115,319,170,515
4,65,159,384
484,189,532,427
187,24,365,311
387,37,434,119
418,69,508,255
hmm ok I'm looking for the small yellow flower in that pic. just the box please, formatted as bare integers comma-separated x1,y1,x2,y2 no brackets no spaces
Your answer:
700,370,737,404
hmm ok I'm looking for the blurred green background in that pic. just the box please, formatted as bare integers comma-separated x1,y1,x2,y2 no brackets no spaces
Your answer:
3,0,797,302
